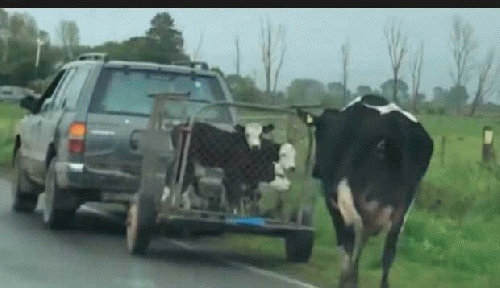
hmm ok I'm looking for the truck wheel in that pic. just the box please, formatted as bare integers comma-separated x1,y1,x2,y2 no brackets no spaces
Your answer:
43,157,77,230
285,208,314,263
12,152,39,213
126,192,156,256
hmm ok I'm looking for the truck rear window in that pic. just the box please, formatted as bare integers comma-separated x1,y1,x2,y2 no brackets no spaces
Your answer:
88,68,232,122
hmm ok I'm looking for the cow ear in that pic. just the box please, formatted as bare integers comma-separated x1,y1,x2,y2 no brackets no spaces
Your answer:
296,108,319,127
262,123,275,134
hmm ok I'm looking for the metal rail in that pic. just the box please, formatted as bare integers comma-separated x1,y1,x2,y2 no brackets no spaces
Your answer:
150,93,322,218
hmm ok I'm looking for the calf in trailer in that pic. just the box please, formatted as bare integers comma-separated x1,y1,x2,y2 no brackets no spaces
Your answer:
167,122,249,208
244,139,296,188
238,139,297,208
167,122,296,211
297,95,434,288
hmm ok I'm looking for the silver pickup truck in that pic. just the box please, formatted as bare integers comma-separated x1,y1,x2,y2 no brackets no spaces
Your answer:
12,54,235,230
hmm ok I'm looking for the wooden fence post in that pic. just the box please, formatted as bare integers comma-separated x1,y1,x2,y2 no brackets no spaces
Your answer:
441,135,446,168
483,126,494,163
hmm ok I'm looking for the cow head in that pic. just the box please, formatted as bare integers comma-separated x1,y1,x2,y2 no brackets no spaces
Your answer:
278,143,296,172
235,123,275,150
296,107,346,182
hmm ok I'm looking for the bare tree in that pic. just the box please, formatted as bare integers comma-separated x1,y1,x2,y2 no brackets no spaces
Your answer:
341,39,350,106
384,17,408,104
192,30,205,61
260,17,286,104
57,20,79,61
469,47,500,116
410,41,424,113
272,39,286,97
449,14,478,87
234,35,241,75
2,11,37,63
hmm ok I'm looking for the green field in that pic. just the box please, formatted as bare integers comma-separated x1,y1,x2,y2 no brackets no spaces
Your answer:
0,102,26,167
1,103,499,287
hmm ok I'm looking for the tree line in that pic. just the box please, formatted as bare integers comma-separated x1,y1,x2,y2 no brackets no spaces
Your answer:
0,9,498,116
0,10,192,93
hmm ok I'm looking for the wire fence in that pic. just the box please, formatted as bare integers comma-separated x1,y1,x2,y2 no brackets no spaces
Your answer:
153,100,320,220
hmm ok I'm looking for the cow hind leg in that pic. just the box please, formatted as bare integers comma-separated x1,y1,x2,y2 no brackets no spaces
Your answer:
338,226,357,287
325,198,363,288
380,222,404,288
331,179,366,288
337,227,368,288
325,196,344,246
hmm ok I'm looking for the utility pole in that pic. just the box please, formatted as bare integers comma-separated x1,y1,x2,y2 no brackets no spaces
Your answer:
35,37,45,79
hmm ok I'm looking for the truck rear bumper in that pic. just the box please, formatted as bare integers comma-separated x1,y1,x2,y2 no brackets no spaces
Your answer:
55,162,84,188
55,162,140,202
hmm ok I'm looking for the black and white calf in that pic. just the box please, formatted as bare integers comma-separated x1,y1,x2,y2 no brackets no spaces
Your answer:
266,141,296,191
297,95,434,288
165,122,295,211
166,122,249,208
239,138,297,203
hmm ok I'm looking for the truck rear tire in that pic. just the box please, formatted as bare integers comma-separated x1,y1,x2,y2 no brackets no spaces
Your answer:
12,152,39,213
43,157,77,230
126,191,156,256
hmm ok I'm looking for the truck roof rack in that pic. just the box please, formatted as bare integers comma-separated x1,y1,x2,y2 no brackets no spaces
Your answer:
78,53,108,62
171,61,209,70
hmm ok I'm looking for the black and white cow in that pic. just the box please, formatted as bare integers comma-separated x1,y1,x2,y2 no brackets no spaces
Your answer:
166,122,295,210
297,94,434,288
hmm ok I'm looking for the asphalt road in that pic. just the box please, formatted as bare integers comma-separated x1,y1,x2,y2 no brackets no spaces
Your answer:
0,175,317,288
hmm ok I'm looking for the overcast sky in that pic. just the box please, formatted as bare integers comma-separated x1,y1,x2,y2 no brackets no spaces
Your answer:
5,8,500,102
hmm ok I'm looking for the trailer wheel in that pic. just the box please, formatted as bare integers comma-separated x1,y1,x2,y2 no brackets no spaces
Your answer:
285,208,314,263
285,230,314,263
126,192,156,256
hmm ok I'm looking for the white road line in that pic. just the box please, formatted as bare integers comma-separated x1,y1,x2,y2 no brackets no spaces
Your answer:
170,239,193,250
169,240,319,288
228,261,319,288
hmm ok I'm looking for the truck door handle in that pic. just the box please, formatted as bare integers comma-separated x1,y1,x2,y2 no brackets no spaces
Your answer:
129,129,144,150
130,139,138,150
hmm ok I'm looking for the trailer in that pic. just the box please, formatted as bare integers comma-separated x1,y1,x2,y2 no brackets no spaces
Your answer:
125,93,320,263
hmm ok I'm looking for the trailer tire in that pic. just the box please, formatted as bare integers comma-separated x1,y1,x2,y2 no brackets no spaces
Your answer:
126,192,156,256
285,230,314,263
286,208,314,263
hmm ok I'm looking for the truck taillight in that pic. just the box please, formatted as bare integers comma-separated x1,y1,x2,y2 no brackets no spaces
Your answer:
68,122,86,153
